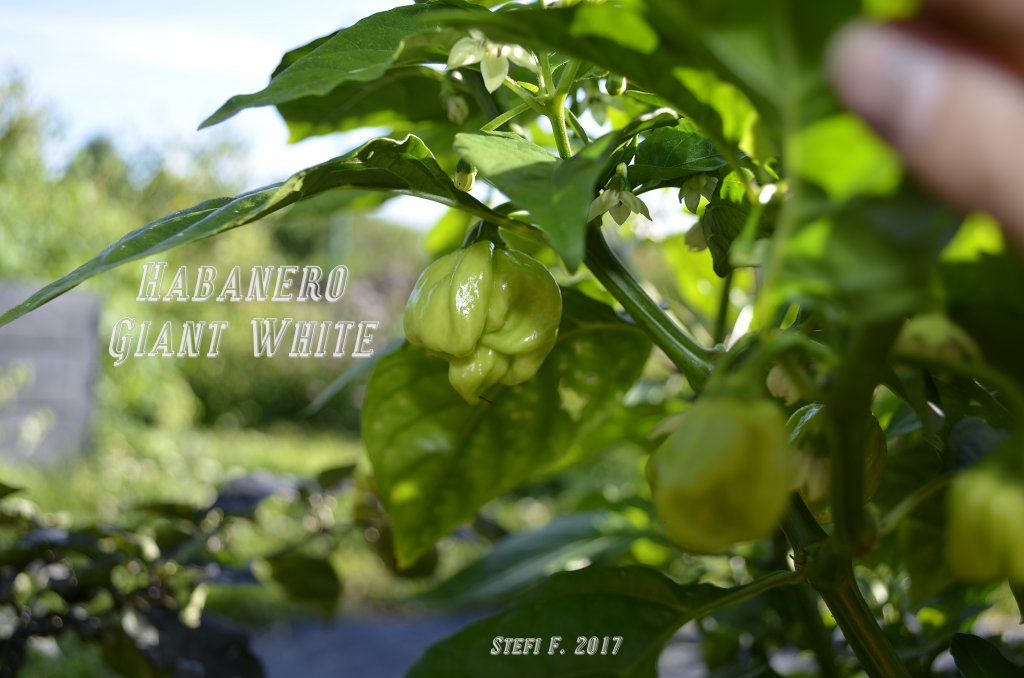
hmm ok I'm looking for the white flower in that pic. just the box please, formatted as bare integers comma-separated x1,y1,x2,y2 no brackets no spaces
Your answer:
587,164,651,225
679,174,718,214
444,95,469,125
447,29,538,93
766,363,801,406
588,188,651,225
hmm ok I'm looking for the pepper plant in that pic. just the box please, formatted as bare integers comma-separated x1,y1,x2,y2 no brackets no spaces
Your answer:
2,0,1024,676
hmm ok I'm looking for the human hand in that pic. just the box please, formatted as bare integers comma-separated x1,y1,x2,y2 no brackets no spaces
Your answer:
828,0,1024,246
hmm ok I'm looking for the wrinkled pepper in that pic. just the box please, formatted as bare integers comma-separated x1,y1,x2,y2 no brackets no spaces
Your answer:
404,239,562,403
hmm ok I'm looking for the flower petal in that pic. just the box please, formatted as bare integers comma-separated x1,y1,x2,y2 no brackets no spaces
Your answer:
506,45,538,71
619,191,651,221
587,190,618,221
447,37,482,69
610,201,631,225
681,186,700,214
481,54,508,93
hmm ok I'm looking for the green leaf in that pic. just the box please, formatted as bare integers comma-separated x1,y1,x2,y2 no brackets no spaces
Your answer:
264,26,481,142
941,253,1024,386
569,3,659,53
643,0,858,127
950,633,1022,677
408,566,793,678
0,481,22,500
453,131,612,270
315,464,358,491
0,135,518,328
792,114,902,203
417,511,643,607
700,172,753,278
631,120,727,190
361,290,651,566
200,1,479,129
773,191,958,322
265,553,342,618
278,66,467,142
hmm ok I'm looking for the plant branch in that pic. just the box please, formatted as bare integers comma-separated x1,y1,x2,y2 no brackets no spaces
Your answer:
550,101,573,160
690,570,804,621
538,51,554,97
481,101,534,132
781,496,909,678
713,271,733,345
502,77,546,114
814,561,909,678
546,59,583,160
825,322,901,556
554,59,582,100
584,228,712,390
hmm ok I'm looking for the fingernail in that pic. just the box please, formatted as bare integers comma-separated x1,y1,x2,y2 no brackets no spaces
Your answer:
827,22,947,149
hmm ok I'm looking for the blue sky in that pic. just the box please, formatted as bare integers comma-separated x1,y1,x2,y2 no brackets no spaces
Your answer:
0,1,694,234
0,1,431,199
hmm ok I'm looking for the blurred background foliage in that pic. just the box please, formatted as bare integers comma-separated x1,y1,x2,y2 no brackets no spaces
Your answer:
0,75,436,674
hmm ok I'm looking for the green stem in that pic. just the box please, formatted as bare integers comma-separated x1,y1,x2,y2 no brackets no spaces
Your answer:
554,59,582,100
826,322,901,555
538,51,554,97
690,570,804,620
713,271,733,345
780,494,827,556
816,564,909,678
547,59,582,160
564,107,590,144
550,101,573,160
584,229,712,390
781,496,909,678
502,77,546,114
481,101,533,132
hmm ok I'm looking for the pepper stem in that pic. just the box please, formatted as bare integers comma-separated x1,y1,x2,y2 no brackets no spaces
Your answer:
584,228,712,391
463,221,506,249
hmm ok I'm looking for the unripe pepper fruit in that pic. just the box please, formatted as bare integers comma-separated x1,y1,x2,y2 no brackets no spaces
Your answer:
403,230,562,404
946,452,1024,586
646,397,793,554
